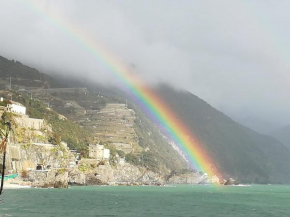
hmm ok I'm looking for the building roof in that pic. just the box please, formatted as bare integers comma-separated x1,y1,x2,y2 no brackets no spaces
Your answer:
7,100,25,107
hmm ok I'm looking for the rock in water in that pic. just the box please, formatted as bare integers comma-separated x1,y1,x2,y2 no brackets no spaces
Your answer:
224,178,238,185
85,173,102,185
68,168,86,185
54,171,68,188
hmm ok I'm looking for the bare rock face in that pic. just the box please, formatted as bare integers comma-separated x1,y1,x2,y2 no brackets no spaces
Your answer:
21,163,165,187
68,168,86,185
167,172,205,184
54,171,68,188
137,170,164,186
66,163,164,186
42,170,57,187
85,173,102,185
167,172,221,185
28,171,54,188
28,169,69,188
224,178,238,185
208,175,220,184
95,163,163,185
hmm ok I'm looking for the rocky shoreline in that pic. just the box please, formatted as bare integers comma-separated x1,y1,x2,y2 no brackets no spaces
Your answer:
8,163,164,188
5,163,228,188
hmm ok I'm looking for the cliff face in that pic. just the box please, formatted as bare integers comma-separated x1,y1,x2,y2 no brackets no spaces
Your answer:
167,173,219,184
67,163,164,186
11,169,69,188
10,163,166,187
95,163,164,185
5,143,75,173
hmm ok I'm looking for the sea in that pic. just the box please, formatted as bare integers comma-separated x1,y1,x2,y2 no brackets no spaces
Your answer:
0,185,290,217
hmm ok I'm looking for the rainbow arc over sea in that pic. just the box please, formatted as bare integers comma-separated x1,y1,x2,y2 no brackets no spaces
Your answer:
22,0,221,180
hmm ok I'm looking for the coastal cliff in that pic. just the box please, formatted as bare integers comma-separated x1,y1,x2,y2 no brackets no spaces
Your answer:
10,163,166,187
9,162,221,188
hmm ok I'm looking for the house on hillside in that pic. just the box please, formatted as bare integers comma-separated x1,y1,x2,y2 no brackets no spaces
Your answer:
89,144,110,162
7,100,26,115
4,99,47,130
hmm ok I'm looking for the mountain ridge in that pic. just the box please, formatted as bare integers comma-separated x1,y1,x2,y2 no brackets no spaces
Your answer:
152,84,290,183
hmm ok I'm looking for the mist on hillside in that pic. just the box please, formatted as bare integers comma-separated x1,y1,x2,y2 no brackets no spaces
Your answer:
1,0,290,133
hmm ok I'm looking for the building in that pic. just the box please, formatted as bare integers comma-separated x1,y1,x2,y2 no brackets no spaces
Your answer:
7,100,26,115
89,144,110,161
103,148,110,159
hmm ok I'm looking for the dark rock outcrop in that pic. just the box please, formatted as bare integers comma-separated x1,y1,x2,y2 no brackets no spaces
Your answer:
224,178,238,185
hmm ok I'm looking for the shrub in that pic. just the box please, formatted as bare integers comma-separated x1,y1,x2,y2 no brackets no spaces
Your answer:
57,168,66,175
21,169,29,178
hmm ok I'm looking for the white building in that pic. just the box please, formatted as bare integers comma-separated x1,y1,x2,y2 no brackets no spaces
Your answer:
103,148,110,159
89,144,110,161
7,100,26,115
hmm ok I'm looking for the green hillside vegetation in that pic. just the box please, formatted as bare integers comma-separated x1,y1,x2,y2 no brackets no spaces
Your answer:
1,92,92,151
271,125,290,150
130,103,188,173
43,91,188,174
0,55,62,88
155,84,290,184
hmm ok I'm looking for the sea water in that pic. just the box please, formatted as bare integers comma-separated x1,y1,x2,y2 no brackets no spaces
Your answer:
0,185,290,217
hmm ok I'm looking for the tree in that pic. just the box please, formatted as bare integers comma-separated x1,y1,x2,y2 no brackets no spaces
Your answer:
48,132,61,145
0,112,15,195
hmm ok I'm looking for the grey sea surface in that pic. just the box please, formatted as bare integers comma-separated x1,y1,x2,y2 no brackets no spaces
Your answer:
0,185,290,217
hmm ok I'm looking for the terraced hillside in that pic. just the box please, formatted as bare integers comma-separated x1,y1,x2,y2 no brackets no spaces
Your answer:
91,103,139,153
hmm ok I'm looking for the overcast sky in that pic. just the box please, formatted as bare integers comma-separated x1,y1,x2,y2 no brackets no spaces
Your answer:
1,0,290,133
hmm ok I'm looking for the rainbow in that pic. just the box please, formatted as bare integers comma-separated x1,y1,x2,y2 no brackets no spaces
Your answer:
20,0,221,179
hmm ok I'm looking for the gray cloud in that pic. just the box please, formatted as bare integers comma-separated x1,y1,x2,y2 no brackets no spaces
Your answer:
1,0,290,132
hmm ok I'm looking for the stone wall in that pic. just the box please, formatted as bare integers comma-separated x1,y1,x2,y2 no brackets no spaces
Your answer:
14,115,46,130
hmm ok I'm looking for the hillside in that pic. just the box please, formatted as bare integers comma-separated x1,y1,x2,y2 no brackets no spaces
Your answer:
1,55,290,183
88,83,290,183
153,84,290,183
31,90,188,174
0,56,188,175
0,91,92,152
0,55,62,89
271,125,290,150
